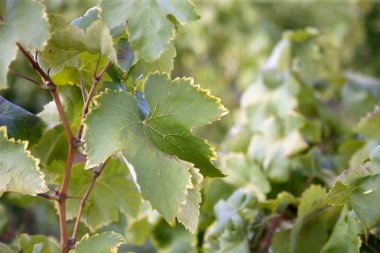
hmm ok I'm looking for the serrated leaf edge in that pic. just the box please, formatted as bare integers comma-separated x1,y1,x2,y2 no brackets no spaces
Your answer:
0,126,48,195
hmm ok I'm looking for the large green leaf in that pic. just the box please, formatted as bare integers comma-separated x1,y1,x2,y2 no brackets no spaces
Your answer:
101,0,198,61
62,159,141,231
84,73,226,222
74,232,125,253
0,96,43,144
0,0,49,88
321,206,361,253
0,126,48,196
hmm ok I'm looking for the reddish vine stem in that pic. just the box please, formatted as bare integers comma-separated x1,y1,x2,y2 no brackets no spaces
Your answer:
75,61,112,140
259,215,283,253
71,158,110,241
16,43,75,252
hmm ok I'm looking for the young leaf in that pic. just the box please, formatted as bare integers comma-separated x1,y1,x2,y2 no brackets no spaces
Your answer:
101,0,198,61
0,0,49,88
0,127,48,196
74,231,125,253
63,159,141,231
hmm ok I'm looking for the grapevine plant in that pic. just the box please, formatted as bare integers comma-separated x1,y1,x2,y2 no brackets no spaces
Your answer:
2,1,380,253
0,0,228,252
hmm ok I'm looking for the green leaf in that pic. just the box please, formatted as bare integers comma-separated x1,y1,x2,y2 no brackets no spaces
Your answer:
101,0,198,61
321,206,361,253
19,234,60,253
3,0,49,50
84,74,226,222
0,126,48,196
221,153,270,200
41,19,116,68
51,52,110,87
219,227,250,253
114,38,135,72
324,181,354,206
351,174,380,228
271,229,291,253
63,159,141,231
84,73,227,176
177,167,203,233
71,7,100,31
290,185,327,253
0,242,17,253
84,74,225,222
74,231,125,253
355,105,380,139
0,25,17,89
0,0,49,88
129,42,176,81
31,126,67,169
84,20,117,63
0,96,43,144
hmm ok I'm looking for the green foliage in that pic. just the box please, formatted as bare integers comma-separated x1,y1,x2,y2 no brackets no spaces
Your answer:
2,0,380,252
0,0,49,88
74,232,125,253
0,126,47,196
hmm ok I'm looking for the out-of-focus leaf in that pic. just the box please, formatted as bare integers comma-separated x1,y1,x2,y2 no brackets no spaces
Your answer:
0,96,43,144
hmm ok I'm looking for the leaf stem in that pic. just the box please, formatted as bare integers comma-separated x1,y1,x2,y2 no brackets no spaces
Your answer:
75,61,112,140
258,215,282,253
71,158,110,242
9,68,50,89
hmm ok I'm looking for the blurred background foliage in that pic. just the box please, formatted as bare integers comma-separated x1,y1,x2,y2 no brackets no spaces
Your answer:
2,0,380,252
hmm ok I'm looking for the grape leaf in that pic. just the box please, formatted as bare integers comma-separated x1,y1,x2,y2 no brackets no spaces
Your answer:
355,104,380,139
41,19,116,68
351,174,380,228
0,126,48,196
71,7,100,31
19,234,60,253
177,167,203,233
84,73,226,221
290,185,327,253
84,73,227,175
0,0,49,89
221,153,270,200
74,231,125,253
114,38,135,72
51,53,110,87
62,159,141,231
324,181,354,206
129,42,176,81
101,0,198,61
321,206,361,253
0,96,43,144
